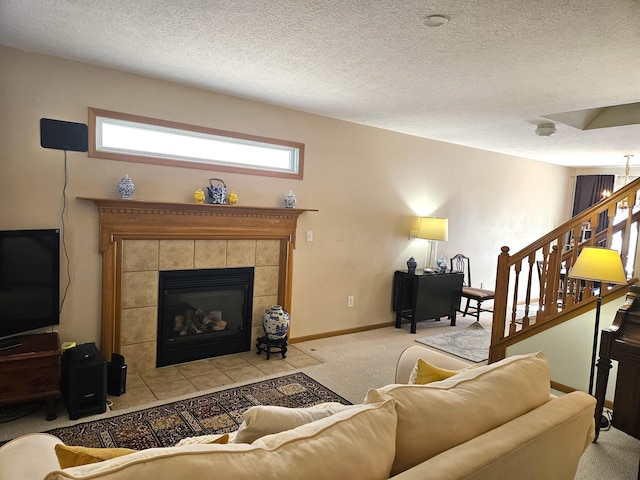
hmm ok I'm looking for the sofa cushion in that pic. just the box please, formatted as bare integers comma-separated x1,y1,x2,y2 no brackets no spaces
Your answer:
234,402,357,443
365,351,551,476
45,400,397,480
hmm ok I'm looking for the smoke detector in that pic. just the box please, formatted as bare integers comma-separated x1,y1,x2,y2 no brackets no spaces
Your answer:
535,123,556,137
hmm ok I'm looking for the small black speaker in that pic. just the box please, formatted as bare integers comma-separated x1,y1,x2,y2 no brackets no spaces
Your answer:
40,118,88,152
61,343,107,420
107,353,127,396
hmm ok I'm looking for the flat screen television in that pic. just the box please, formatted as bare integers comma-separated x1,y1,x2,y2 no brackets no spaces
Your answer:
0,229,60,348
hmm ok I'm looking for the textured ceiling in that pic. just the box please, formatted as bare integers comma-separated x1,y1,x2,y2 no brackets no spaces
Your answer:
1,0,639,167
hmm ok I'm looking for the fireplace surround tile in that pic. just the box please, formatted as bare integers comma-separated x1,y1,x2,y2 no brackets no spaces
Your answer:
121,271,159,309
226,239,256,266
123,240,159,271
159,240,195,270
120,306,157,344
194,240,227,269
121,340,156,372
254,265,280,296
256,239,280,265
252,295,279,327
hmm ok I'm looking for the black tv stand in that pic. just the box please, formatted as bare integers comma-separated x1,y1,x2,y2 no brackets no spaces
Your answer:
0,336,23,351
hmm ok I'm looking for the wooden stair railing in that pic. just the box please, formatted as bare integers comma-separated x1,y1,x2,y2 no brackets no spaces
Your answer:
490,177,640,363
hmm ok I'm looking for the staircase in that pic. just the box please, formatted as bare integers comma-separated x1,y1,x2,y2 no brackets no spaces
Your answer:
489,176,640,363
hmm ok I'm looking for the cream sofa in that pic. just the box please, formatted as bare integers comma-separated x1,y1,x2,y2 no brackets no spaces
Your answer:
0,348,595,480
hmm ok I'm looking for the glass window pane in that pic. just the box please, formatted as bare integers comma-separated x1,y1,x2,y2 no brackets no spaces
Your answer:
89,108,303,179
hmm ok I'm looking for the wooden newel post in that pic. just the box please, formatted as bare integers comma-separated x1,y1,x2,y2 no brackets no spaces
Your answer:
490,246,511,363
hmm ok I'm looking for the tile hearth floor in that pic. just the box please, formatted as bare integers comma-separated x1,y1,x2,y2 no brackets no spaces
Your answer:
111,346,322,411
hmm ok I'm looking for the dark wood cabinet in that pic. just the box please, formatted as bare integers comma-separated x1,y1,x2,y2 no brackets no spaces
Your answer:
594,287,640,439
393,271,463,333
0,333,61,420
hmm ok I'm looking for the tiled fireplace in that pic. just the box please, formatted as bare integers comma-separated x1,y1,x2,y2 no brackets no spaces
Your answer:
81,198,312,373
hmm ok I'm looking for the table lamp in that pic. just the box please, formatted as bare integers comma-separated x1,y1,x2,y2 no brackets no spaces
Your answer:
568,247,627,395
417,217,448,273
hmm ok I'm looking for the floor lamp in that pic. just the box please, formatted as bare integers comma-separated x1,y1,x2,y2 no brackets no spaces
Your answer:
568,247,627,395
417,217,448,273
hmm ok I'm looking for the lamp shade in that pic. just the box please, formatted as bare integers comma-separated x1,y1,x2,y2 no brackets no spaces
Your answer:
417,217,448,241
568,247,627,284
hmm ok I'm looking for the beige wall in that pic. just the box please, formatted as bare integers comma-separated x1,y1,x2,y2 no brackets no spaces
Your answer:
0,45,573,345
508,296,626,401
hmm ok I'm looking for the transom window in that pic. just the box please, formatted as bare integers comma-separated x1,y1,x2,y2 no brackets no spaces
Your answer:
88,108,304,179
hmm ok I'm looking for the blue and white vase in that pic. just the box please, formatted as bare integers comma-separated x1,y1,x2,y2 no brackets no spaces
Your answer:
118,175,135,200
262,305,290,340
407,257,418,274
284,191,297,208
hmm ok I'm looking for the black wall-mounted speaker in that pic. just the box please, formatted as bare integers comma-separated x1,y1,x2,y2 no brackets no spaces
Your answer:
40,118,88,152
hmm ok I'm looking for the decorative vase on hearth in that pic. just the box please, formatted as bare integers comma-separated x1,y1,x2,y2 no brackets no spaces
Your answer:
262,305,290,340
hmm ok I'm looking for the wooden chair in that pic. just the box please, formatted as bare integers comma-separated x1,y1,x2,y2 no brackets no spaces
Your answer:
450,254,495,321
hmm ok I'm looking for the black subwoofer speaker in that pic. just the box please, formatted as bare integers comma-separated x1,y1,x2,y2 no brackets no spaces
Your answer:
61,343,107,420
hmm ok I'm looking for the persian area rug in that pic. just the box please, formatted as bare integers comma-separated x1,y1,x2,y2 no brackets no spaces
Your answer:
45,372,349,450
415,322,491,363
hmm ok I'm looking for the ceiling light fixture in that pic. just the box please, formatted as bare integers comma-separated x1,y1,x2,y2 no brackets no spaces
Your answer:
423,15,449,27
535,123,556,137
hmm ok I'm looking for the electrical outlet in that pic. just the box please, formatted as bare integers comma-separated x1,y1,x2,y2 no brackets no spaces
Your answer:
347,296,354,307
306,231,313,242
409,230,417,240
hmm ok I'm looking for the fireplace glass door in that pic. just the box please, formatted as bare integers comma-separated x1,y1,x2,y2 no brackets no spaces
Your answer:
157,267,253,367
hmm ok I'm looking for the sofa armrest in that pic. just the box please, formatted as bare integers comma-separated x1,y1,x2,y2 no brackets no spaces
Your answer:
0,433,63,480
395,345,471,384
389,391,595,480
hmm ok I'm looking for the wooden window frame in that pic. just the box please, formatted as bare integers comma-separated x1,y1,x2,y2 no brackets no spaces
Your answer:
88,108,304,180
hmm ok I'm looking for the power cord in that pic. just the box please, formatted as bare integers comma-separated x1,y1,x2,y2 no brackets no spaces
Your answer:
59,149,71,314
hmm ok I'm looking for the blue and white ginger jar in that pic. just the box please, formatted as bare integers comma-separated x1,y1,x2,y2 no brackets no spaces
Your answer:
262,305,290,340
118,175,135,200
284,191,297,208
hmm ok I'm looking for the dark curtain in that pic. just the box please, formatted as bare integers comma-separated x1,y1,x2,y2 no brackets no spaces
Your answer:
572,175,615,233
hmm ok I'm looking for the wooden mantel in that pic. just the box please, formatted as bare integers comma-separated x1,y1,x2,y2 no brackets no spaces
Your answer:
79,197,316,360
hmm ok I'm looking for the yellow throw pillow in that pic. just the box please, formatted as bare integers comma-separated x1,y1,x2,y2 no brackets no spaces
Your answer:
55,444,136,469
409,358,461,384
409,359,478,385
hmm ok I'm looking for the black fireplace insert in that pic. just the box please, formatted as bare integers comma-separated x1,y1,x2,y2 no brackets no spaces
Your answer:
157,267,253,367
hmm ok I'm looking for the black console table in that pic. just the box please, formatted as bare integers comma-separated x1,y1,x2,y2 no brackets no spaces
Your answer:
393,271,463,333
